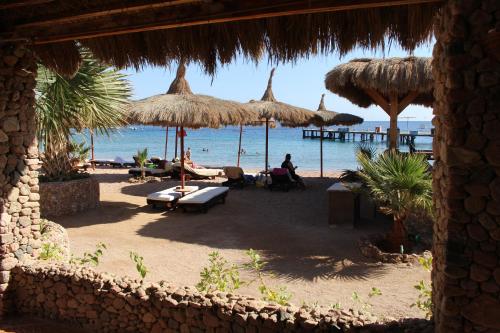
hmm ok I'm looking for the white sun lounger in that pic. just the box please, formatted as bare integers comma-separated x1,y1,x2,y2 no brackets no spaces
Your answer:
146,186,199,209
177,186,229,213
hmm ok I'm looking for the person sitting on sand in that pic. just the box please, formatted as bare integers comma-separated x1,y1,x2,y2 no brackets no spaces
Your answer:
281,153,305,188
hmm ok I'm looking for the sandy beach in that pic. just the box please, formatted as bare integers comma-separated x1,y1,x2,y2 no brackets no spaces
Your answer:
54,167,430,319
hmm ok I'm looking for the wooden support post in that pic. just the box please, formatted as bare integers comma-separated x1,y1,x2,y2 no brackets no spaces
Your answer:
320,126,323,178
389,93,399,150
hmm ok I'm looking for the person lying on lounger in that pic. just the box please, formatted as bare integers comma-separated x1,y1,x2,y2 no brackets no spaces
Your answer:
281,153,305,188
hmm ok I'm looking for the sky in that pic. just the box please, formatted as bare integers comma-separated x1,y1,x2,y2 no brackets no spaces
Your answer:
123,42,434,121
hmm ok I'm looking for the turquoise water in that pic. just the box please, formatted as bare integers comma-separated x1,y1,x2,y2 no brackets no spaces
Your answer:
83,121,433,172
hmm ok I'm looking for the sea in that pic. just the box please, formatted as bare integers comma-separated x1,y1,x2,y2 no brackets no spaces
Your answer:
80,121,433,172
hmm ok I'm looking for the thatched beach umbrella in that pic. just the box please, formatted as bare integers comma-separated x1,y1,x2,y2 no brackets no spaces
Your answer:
246,69,316,174
128,63,259,188
325,57,433,150
312,94,364,178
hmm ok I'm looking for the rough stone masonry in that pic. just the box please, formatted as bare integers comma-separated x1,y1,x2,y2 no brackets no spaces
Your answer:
0,42,41,314
432,0,500,332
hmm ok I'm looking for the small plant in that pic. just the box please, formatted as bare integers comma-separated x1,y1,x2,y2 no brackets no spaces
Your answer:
136,148,148,180
70,242,107,266
411,256,433,318
244,249,292,306
351,287,382,311
196,251,242,293
39,243,63,261
330,302,342,310
368,287,382,297
68,141,90,165
356,143,377,160
130,251,148,281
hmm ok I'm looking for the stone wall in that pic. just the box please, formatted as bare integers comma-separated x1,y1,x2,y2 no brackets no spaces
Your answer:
432,1,500,332
9,263,433,333
0,43,40,315
40,177,99,218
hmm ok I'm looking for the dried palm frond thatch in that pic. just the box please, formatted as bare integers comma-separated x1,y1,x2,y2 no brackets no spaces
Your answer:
6,2,440,76
127,63,259,129
324,57,434,108
246,68,316,127
312,94,364,127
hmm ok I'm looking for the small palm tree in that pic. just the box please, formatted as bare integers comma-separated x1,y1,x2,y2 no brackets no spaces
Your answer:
136,148,148,180
357,151,433,252
36,49,131,180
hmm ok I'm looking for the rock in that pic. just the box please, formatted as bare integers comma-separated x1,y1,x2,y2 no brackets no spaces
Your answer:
444,147,482,166
2,117,20,132
470,264,491,282
0,257,18,270
203,313,220,328
18,216,30,227
462,295,500,329
0,130,8,143
464,196,486,214
112,298,125,310
0,233,13,245
466,224,489,241
142,312,156,323
7,187,19,201
3,55,18,66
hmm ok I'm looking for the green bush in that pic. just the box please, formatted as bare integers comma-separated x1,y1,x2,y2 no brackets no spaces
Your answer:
196,251,242,293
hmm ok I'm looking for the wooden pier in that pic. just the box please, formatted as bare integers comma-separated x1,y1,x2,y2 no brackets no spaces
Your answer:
302,129,433,145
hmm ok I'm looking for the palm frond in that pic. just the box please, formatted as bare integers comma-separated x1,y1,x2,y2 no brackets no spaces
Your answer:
357,151,433,218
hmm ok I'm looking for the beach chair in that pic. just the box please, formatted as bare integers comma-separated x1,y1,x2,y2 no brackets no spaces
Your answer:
177,186,229,213
222,166,245,188
129,162,173,178
172,163,223,180
147,186,199,209
269,168,296,192
110,157,135,168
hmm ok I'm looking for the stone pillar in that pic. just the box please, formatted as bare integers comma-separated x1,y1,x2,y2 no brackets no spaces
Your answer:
432,1,500,332
0,43,40,315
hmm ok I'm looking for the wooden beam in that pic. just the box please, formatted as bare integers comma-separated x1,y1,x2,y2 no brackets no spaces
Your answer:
364,88,391,113
2,0,443,45
0,0,53,10
16,0,201,29
398,90,420,114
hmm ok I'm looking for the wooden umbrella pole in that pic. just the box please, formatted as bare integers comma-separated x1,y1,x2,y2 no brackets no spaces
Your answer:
320,126,323,178
265,118,269,176
164,127,169,160
174,126,178,158
180,126,185,189
389,93,399,150
90,129,95,170
237,124,243,167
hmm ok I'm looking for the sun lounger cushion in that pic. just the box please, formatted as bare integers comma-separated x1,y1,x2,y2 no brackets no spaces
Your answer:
129,167,172,176
147,186,199,202
173,163,223,178
178,187,229,204
223,166,244,180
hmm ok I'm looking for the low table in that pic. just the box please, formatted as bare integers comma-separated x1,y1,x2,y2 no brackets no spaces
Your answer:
326,182,361,228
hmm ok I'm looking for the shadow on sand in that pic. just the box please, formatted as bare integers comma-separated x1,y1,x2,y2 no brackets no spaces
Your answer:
116,176,391,282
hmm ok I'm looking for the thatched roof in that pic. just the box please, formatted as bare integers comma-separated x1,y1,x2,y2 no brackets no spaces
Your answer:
312,94,364,127
324,57,434,108
127,63,258,129
246,68,316,127
1,2,440,77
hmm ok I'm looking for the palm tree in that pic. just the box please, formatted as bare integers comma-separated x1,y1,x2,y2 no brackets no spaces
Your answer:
36,49,131,180
357,151,433,252
136,148,148,180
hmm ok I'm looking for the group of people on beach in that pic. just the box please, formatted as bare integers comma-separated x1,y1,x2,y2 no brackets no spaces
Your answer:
175,146,305,187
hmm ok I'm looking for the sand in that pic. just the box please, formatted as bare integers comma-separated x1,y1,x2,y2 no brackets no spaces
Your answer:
53,167,430,319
